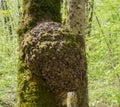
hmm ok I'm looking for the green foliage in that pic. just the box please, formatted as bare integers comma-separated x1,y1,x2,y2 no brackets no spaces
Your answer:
87,0,120,106
0,0,19,106
0,0,120,106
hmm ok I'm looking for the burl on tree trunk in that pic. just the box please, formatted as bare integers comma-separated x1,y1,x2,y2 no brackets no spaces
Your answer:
17,0,87,107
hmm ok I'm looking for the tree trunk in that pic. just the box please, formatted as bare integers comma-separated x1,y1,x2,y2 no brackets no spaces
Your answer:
1,0,12,36
17,0,65,107
66,0,89,107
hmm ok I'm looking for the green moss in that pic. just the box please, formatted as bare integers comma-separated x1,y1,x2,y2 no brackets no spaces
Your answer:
18,59,62,107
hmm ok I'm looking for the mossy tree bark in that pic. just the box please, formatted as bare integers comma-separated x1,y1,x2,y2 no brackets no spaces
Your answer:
17,0,65,107
18,0,88,106
66,0,89,107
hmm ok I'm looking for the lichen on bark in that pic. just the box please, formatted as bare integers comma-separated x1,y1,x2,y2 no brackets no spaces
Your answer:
66,0,89,106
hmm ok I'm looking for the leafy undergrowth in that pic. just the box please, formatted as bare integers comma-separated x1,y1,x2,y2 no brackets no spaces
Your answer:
87,0,120,106
0,0,120,107
0,35,18,107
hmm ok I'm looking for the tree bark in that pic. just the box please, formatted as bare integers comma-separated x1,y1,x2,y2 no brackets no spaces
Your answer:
17,0,65,107
66,0,89,107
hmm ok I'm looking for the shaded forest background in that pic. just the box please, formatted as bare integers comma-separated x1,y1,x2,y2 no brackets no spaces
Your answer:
0,0,120,106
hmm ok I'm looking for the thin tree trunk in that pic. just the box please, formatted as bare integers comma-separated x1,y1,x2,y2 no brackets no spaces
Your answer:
66,0,89,107
1,0,12,36
17,0,65,106
17,0,22,17
86,0,94,36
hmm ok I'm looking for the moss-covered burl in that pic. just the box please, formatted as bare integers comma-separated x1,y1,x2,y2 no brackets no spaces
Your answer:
21,22,85,93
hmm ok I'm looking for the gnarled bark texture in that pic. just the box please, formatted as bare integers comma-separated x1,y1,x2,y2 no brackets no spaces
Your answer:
66,0,89,107
17,0,88,107
17,0,64,107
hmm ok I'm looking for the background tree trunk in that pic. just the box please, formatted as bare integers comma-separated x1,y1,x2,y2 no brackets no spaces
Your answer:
1,0,12,36
17,0,65,107
66,0,89,107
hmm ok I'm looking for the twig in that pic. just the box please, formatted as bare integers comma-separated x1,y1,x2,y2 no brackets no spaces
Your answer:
94,11,113,56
